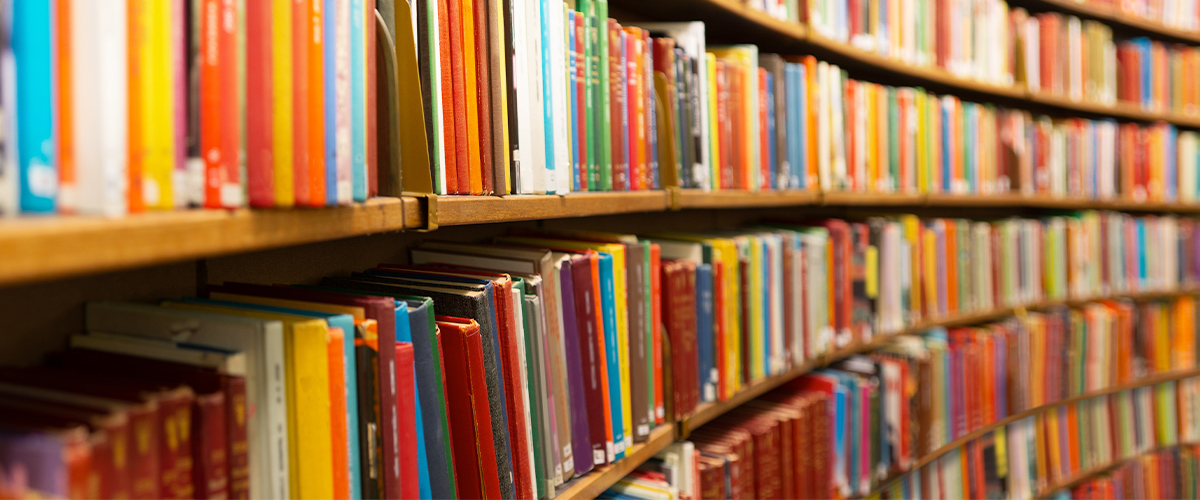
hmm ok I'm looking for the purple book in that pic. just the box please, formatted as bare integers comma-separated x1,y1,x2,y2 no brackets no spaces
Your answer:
560,257,594,476
0,430,71,497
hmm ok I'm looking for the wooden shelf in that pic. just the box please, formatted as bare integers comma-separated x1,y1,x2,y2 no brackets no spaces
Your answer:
864,367,1200,498
678,287,1200,434
0,197,412,287
436,191,670,226
9,190,1200,289
552,424,676,500
673,189,820,209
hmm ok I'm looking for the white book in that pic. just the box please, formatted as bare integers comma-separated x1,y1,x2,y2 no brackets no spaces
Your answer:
71,332,247,375
427,0,448,195
71,0,127,216
335,0,353,203
551,1,570,195
86,302,288,500
525,0,546,193
511,0,535,193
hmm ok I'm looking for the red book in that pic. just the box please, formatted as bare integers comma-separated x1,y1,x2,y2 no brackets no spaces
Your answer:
437,316,503,500
570,252,609,465
438,0,458,192
395,342,419,499
444,0,470,194
649,243,664,424
245,0,274,207
575,14,588,191
609,20,627,191
291,0,311,204
625,29,641,191
201,0,242,208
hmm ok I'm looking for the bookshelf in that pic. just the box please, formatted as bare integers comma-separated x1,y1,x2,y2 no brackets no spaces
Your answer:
8,0,1200,498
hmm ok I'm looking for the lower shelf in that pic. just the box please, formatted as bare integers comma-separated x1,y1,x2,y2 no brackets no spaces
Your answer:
553,424,677,500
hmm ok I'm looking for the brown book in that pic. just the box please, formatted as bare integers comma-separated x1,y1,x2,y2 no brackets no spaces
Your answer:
691,429,751,500
626,241,650,442
744,401,798,499
758,54,787,190
487,0,510,193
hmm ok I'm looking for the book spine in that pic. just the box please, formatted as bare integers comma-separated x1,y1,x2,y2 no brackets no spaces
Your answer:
349,0,365,202
246,0,274,207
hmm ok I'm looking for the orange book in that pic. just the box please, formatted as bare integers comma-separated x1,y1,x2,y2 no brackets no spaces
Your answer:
1065,403,1080,474
1046,409,1062,482
327,327,350,500
459,0,482,195
1035,413,1050,488
305,0,327,206
126,0,146,213
291,0,311,204
945,222,958,315
57,0,75,213
804,56,818,189
445,0,469,194
981,333,995,424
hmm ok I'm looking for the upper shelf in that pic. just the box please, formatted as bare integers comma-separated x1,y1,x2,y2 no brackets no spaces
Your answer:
611,0,1200,129
1013,0,1200,45
7,190,1200,288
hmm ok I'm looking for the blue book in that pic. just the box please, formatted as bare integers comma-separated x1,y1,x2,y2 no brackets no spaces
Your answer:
597,252,626,460
831,378,848,493
181,297,362,498
797,64,808,189
941,102,952,193
324,0,339,205
390,302,432,500
540,0,556,193
569,10,580,192
765,72,776,190
695,263,714,403
400,298,455,500
1138,38,1152,108
350,0,367,201
13,0,55,213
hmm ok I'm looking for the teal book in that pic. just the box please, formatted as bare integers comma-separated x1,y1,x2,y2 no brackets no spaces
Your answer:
181,297,362,499
597,252,625,460
350,0,367,201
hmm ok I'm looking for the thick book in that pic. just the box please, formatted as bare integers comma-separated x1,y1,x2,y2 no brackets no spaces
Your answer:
438,316,503,500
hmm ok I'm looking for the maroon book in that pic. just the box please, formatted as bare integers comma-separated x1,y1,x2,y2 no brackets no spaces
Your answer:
571,252,610,466
661,260,698,419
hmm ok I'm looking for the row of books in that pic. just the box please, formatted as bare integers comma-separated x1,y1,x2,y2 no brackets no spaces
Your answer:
0,1,436,215
1052,446,1200,500
1091,0,1200,34
1013,10,1200,117
806,0,1015,87
601,372,1200,500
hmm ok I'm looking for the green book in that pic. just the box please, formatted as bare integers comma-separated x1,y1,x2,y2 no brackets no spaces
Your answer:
580,0,597,191
640,238,656,427
596,0,611,191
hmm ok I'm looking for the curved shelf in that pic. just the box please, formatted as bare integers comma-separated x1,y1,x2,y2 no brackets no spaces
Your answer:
678,287,1200,434
865,368,1200,498
611,0,1200,129
553,424,676,500
1033,442,1200,498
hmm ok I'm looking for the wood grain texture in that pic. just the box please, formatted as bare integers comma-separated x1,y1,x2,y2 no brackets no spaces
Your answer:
674,188,820,209
436,191,671,225
0,198,409,287
553,424,676,500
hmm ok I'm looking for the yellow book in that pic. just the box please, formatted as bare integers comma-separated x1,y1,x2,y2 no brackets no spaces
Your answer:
1046,408,1062,481
495,236,633,451
915,91,928,193
1034,414,1049,490
901,215,922,321
707,53,719,190
1174,296,1197,369
460,0,482,195
1156,305,1171,372
743,235,765,380
135,0,175,209
162,301,334,500
922,227,937,319
271,0,295,206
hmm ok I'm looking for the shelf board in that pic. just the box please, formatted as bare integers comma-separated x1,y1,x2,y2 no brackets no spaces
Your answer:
821,191,926,207
1031,442,1200,499
0,197,410,287
679,287,1200,434
674,189,820,209
436,191,670,226
553,424,676,500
